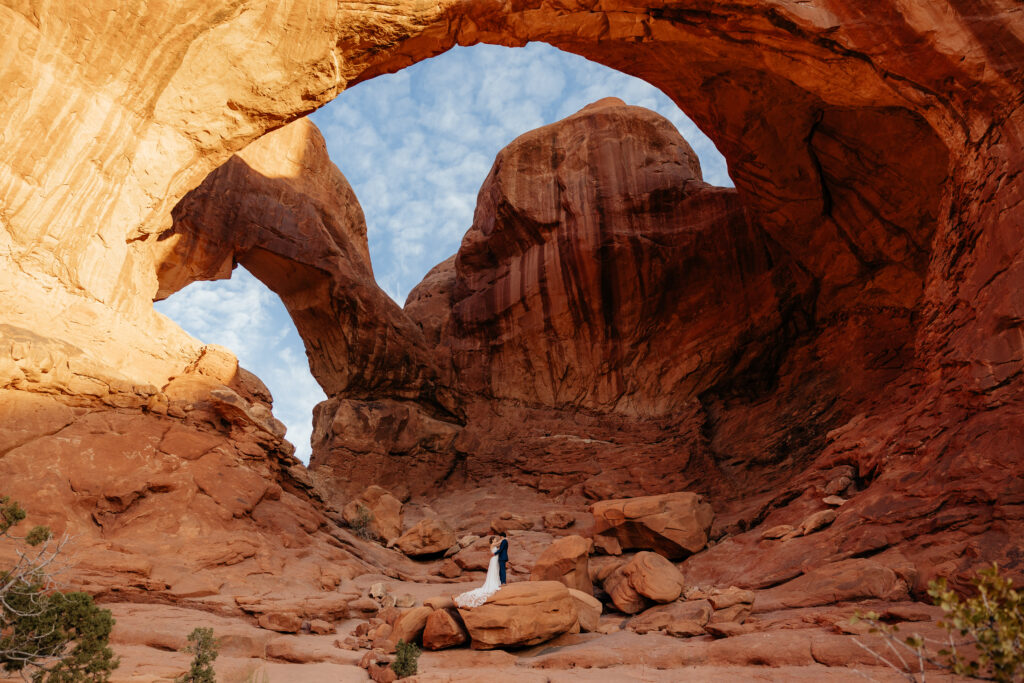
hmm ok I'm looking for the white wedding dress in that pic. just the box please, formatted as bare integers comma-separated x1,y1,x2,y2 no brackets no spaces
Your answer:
454,546,502,608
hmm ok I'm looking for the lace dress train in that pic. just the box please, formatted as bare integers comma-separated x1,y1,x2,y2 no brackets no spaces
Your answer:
454,550,501,608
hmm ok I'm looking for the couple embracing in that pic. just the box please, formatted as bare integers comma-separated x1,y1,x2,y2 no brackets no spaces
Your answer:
453,534,509,609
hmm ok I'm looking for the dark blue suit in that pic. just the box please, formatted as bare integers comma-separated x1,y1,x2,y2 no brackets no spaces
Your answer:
497,538,509,584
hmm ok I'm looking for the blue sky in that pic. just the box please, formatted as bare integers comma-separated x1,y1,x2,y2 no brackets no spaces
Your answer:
155,43,732,463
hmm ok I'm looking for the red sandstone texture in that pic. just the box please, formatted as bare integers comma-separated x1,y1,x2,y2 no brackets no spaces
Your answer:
1,0,1023,678
310,93,1023,595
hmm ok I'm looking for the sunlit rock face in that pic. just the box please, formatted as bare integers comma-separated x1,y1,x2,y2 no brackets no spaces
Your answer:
442,98,780,415
154,117,440,401
0,0,1022,605
358,97,928,513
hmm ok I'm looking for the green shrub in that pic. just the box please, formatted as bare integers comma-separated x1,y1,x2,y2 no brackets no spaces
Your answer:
930,564,1022,681
390,639,420,679
853,563,1023,681
350,504,376,541
176,627,219,683
1,495,119,682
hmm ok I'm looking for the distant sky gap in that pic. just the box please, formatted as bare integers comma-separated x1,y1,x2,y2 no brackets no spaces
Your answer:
156,43,732,463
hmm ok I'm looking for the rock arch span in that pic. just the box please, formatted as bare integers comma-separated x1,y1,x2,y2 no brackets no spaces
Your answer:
0,0,1022,593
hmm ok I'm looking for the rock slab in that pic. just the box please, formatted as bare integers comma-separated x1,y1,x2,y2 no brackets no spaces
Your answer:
592,492,714,559
457,581,578,650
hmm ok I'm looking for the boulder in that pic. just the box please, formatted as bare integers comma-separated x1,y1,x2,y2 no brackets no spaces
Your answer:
453,536,495,570
439,559,462,578
457,534,481,549
491,512,533,534
423,595,455,610
388,606,432,646
457,581,578,649
710,603,752,624
567,588,602,632
591,492,713,559
708,587,756,610
369,664,396,683
825,476,853,496
350,597,379,615
530,535,593,594
257,612,302,633
309,619,335,635
629,599,713,636
542,511,575,529
589,555,625,584
360,649,397,683
422,608,468,650
377,607,401,626
369,623,393,650
343,485,403,544
394,518,457,557
603,552,685,614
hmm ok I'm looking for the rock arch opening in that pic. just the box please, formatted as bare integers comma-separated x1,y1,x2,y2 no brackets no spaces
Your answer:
154,26,953,520
154,265,325,463
309,42,733,304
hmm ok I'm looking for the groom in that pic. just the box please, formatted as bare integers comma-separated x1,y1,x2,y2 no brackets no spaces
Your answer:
497,534,509,584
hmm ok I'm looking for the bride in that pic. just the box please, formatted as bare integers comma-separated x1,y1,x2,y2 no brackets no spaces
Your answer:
454,536,503,608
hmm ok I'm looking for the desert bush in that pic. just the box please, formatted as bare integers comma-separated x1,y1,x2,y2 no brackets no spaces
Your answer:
350,504,376,541
176,627,219,683
853,563,1023,681
1,495,118,682
390,639,420,679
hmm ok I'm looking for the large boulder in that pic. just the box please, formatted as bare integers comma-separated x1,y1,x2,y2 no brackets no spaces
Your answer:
530,535,593,595
388,606,432,646
457,582,578,650
422,608,468,650
452,536,494,571
394,518,457,557
591,492,714,559
343,485,403,544
603,552,686,614
257,612,302,633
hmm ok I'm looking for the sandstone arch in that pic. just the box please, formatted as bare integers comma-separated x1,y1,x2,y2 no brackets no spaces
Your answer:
2,1,1013,379
1,0,1023,594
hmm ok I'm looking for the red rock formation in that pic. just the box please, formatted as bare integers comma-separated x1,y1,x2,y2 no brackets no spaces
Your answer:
0,346,372,607
0,121,446,614
0,0,1022,651
155,117,439,402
